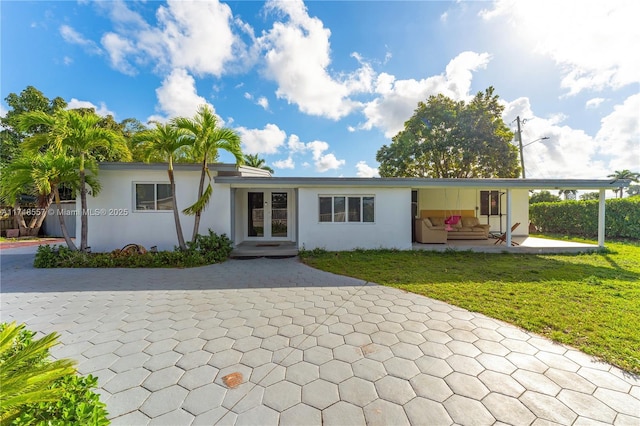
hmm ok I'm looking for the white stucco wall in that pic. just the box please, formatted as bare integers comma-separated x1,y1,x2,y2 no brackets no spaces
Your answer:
298,187,412,251
83,168,231,252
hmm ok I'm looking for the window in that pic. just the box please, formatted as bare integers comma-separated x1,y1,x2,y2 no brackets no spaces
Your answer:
135,183,173,211
319,196,374,223
480,190,500,216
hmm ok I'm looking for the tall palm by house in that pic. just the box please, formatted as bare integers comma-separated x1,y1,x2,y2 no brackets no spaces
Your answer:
18,109,130,251
607,169,640,198
244,153,274,174
0,151,95,250
134,122,190,250
173,105,244,242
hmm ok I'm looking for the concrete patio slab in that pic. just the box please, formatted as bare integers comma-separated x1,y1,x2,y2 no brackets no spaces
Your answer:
1,246,638,425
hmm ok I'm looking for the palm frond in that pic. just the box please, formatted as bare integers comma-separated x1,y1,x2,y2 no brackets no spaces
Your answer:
182,183,213,215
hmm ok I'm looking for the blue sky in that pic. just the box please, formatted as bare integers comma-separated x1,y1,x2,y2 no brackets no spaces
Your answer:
2,0,638,178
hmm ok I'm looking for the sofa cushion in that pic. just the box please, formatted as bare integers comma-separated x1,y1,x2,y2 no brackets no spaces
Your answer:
458,227,473,232
461,216,480,227
429,217,445,227
423,217,433,227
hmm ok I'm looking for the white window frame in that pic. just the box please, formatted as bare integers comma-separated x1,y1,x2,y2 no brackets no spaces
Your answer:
318,195,375,223
133,182,173,212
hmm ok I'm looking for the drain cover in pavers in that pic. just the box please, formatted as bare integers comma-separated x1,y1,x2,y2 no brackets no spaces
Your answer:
222,372,244,388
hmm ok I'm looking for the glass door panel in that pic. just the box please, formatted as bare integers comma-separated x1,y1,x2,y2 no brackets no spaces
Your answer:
271,192,288,237
248,192,264,237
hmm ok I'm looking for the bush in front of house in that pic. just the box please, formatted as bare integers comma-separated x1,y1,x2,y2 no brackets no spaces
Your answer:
0,322,109,426
529,196,640,239
34,229,233,268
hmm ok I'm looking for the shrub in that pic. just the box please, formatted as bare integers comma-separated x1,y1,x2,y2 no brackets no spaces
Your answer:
34,229,233,268
0,323,108,425
530,196,640,239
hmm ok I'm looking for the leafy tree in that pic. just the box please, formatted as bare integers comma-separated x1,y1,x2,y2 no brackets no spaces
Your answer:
134,122,190,250
173,105,244,242
580,191,600,201
0,86,66,166
18,110,131,251
244,153,274,173
607,169,640,198
627,184,640,197
529,190,561,204
376,87,519,178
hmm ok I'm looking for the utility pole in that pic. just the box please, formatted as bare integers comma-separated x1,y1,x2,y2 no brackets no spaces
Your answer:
516,116,525,179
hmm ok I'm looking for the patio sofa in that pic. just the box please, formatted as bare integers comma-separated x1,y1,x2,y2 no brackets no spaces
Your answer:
415,210,491,243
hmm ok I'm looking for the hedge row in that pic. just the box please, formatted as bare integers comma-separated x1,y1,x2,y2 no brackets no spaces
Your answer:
529,196,640,239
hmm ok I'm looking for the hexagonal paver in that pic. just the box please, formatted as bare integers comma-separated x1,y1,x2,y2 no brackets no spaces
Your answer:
301,379,340,410
352,357,387,381
222,383,265,414
106,387,151,418
333,344,363,363
404,397,453,425
478,370,526,398
262,381,301,411
140,385,188,418
103,367,150,394
209,349,243,369
286,361,319,386
279,403,321,425
377,375,417,405
319,359,354,384
443,394,495,425
444,372,490,400
383,357,420,380
364,399,410,426
322,401,366,425
142,365,185,391
182,383,227,416
483,392,536,425
338,376,378,407
410,373,453,402
178,365,219,390
304,346,333,366
250,363,286,387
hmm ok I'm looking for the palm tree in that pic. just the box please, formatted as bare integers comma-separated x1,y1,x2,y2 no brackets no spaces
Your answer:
607,169,640,198
134,122,190,250
173,105,244,242
18,109,131,251
558,189,577,200
244,153,274,174
0,322,77,424
0,151,95,250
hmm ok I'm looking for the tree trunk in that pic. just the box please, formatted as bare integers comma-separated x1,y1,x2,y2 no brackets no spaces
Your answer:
191,159,207,243
53,185,77,251
79,168,89,252
168,168,186,250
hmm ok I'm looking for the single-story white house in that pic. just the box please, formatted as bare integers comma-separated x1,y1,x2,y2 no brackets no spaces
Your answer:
81,163,627,253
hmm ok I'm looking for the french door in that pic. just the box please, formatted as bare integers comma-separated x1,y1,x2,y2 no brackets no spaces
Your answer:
247,191,289,239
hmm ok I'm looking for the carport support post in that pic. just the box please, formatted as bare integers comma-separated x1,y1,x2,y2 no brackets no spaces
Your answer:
598,189,605,248
506,188,512,247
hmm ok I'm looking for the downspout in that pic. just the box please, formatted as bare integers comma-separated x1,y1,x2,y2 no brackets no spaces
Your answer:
230,188,236,245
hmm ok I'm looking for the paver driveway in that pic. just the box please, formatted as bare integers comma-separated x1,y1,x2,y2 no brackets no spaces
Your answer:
2,248,639,425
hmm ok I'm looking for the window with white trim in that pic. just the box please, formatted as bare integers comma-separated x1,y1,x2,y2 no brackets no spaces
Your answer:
134,183,173,211
319,196,374,223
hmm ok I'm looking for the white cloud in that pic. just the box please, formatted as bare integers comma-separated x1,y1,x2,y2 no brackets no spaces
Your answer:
273,157,295,169
257,97,269,110
481,0,640,95
67,98,114,118
355,161,379,178
586,98,606,109
237,123,287,155
148,68,210,122
59,25,102,55
287,134,307,153
361,51,491,137
594,93,640,171
306,140,345,172
101,32,138,75
258,0,372,119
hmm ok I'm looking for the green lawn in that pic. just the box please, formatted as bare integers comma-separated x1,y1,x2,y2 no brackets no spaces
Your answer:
300,239,640,374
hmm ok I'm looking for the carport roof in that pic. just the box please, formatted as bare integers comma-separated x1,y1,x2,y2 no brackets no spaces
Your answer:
214,176,630,190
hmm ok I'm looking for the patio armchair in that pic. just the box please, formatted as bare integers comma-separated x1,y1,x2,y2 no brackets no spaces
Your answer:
494,222,521,246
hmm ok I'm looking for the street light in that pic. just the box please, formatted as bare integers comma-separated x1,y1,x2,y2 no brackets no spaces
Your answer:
514,115,549,178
